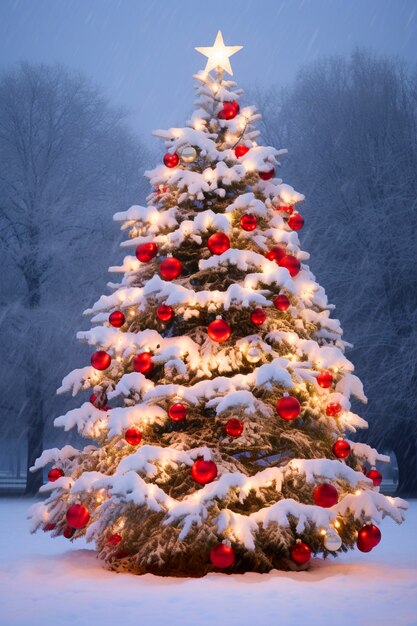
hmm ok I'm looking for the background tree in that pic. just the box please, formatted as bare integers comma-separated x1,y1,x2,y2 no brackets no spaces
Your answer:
256,50,417,495
0,62,149,494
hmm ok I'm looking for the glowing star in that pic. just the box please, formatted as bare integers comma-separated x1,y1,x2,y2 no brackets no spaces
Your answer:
195,30,243,76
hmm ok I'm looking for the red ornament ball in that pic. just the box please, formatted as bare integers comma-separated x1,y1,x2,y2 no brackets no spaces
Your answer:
357,524,381,552
90,350,111,371
63,525,76,539
89,391,108,410
313,483,339,508
163,152,179,168
288,213,305,231
109,310,125,328
326,402,342,417
290,541,311,566
43,523,56,532
157,304,174,323
259,168,275,181
107,533,122,546
160,257,182,280
273,294,290,311
210,543,235,569
207,233,230,255
266,246,286,263
125,427,142,446
278,255,301,277
240,213,257,231
191,459,218,485
135,242,158,263
367,468,382,487
218,100,240,120
250,308,266,325
133,352,153,374
48,467,64,482
234,145,249,158
225,418,244,437
276,396,301,421
317,370,334,388
333,439,351,459
169,402,187,421
208,318,231,343
274,203,294,214
66,504,90,529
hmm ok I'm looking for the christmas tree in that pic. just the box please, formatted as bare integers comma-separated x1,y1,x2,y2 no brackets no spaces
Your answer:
29,32,407,576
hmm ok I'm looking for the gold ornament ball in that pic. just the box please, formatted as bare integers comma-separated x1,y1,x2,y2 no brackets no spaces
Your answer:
246,347,261,363
323,530,342,551
179,146,198,163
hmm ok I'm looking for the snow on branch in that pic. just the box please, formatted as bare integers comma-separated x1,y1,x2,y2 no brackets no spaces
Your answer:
30,445,84,471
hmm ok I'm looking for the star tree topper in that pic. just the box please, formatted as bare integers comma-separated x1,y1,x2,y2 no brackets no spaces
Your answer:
196,31,243,76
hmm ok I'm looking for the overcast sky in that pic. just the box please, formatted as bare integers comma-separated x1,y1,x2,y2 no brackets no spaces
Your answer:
1,0,416,143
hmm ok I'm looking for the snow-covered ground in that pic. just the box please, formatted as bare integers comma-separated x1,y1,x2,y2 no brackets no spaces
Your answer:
0,497,416,626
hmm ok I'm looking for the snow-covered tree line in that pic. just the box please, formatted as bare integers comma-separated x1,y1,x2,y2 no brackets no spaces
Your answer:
0,63,149,493
255,50,417,495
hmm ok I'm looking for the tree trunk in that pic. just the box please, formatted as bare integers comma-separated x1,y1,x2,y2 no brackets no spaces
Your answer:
395,435,417,497
25,366,44,495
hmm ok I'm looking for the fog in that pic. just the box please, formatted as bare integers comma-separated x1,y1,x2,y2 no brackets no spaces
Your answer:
0,1,416,496
1,0,416,138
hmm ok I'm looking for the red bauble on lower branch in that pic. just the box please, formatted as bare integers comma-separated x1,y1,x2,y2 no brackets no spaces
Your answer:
266,246,286,263
191,459,218,485
273,294,290,311
90,350,111,371
156,304,174,322
333,439,351,459
210,543,235,569
240,213,257,231
136,242,158,263
259,168,275,181
208,318,231,343
43,523,56,532
278,255,301,277
66,504,90,529
317,370,334,388
168,403,187,421
250,308,266,325
234,145,249,158
276,396,301,421
326,402,342,417
63,526,76,539
225,418,244,437
109,310,125,328
125,427,142,446
357,524,381,552
163,152,179,168
313,483,339,508
218,100,239,120
133,352,153,374
290,540,311,566
107,533,122,546
367,468,382,487
160,257,182,280
288,212,304,231
207,233,230,255
48,467,64,482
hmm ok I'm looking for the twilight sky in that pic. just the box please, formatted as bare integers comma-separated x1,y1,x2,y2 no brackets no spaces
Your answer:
1,0,416,143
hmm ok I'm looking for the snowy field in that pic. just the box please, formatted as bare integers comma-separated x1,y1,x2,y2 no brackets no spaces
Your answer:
0,497,416,626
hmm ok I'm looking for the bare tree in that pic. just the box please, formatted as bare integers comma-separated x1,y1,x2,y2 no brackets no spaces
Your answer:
0,63,148,493
256,51,417,494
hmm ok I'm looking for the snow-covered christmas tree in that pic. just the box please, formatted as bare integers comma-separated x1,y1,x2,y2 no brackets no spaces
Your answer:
29,32,407,576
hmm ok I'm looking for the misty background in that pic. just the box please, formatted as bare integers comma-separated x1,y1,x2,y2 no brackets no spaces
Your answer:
0,0,416,495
